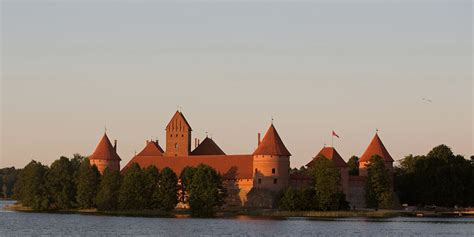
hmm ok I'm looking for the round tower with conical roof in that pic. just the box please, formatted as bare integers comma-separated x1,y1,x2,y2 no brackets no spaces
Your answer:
252,124,291,191
89,132,121,174
359,132,394,176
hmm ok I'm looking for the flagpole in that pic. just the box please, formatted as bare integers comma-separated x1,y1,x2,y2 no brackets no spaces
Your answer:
331,131,334,148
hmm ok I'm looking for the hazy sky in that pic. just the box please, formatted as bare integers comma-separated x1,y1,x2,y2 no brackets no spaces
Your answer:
1,0,472,169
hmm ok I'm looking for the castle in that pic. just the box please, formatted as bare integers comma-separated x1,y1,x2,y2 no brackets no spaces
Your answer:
88,111,394,208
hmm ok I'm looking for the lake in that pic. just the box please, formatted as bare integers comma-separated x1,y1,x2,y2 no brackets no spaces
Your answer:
1,200,473,236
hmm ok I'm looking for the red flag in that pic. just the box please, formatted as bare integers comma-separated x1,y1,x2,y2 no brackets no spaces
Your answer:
332,131,340,138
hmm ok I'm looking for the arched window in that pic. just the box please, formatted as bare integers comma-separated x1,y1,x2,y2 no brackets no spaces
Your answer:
272,168,276,174
175,143,178,149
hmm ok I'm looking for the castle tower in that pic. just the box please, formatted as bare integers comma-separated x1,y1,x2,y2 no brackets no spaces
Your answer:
165,111,192,157
89,132,121,174
252,124,291,192
307,146,349,196
359,133,394,176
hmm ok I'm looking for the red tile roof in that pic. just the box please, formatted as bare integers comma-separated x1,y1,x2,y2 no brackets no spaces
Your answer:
191,137,226,156
306,147,347,168
89,133,121,161
253,124,291,156
137,141,164,156
359,133,394,163
166,111,192,131
122,154,253,179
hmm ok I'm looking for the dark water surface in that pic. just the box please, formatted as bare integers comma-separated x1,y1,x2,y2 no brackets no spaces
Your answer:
1,200,473,236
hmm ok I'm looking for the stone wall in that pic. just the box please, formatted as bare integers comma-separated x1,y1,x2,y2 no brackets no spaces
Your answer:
348,175,366,209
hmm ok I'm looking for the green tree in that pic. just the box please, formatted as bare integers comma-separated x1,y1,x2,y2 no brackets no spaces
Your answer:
118,163,146,210
395,146,474,207
46,157,77,209
13,161,50,210
0,167,19,199
143,166,160,209
365,155,392,210
347,156,359,176
96,168,121,211
188,164,227,217
278,187,300,211
154,167,178,211
394,154,423,205
179,166,196,204
310,156,346,210
278,187,320,211
76,158,101,209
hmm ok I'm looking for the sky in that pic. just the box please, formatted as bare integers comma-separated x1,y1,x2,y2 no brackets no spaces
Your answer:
1,0,472,169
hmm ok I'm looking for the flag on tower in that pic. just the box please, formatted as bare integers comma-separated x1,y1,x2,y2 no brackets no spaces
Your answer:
332,131,340,138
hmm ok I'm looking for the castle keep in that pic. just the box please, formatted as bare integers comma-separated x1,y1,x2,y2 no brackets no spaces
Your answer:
89,111,394,207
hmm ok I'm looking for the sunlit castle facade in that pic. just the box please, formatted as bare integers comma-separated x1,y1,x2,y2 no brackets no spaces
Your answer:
88,111,394,207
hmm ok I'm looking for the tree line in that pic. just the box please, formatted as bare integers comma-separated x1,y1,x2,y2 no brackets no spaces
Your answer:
13,155,227,217
394,145,474,207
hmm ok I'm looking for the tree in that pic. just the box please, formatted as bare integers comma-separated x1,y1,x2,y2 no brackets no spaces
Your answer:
278,187,300,211
278,187,319,211
13,161,50,210
154,167,178,211
143,166,160,209
179,166,196,204
188,164,227,217
96,168,121,211
310,155,346,210
394,146,474,207
46,157,77,209
118,163,146,210
347,156,359,176
0,167,19,199
365,155,392,210
76,158,100,209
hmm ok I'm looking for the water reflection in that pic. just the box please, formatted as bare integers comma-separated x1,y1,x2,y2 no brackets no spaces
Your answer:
1,200,473,236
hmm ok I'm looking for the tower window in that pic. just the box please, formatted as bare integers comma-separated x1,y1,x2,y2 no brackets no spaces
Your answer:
175,143,178,149
272,168,276,174
258,179,262,184
255,168,258,173
181,134,184,137
274,179,278,184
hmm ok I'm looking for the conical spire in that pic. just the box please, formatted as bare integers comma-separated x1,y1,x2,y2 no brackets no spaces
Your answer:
136,140,164,156
360,133,393,162
307,147,347,168
191,137,226,156
253,124,291,156
89,133,121,161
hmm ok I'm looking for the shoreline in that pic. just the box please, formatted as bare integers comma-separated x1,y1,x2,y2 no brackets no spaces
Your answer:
3,202,473,219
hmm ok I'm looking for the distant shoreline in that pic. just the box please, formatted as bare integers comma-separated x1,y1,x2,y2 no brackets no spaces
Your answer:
3,202,473,219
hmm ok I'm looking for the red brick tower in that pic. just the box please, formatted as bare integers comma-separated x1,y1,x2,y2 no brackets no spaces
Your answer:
165,111,192,157
89,132,121,174
253,124,291,191
359,132,394,176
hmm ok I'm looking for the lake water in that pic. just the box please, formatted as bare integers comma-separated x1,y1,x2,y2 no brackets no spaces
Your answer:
1,200,473,236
